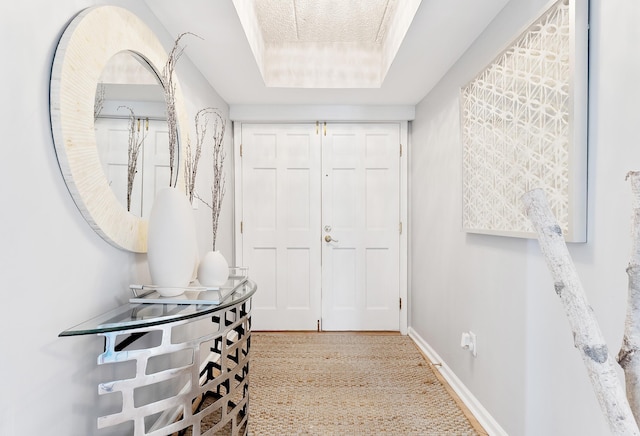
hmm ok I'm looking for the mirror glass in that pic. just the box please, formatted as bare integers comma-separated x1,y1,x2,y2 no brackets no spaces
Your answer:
50,6,189,253
94,52,170,219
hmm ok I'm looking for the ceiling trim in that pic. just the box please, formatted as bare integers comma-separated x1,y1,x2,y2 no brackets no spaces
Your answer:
229,104,415,121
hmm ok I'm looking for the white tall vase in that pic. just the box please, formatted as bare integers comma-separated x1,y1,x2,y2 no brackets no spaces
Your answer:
147,187,198,296
198,250,229,287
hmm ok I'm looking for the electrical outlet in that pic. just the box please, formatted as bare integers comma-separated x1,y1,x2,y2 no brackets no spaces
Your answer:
460,331,477,357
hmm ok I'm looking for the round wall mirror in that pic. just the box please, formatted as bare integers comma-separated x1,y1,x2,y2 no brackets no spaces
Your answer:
50,6,188,252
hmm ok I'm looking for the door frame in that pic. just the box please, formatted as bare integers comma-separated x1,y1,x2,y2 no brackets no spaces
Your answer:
233,119,408,334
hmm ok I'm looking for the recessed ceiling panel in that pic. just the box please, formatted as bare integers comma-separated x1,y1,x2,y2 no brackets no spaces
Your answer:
235,0,419,88
254,0,395,44
254,0,298,42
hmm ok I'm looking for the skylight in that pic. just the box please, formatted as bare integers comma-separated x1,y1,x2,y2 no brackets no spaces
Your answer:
232,0,422,88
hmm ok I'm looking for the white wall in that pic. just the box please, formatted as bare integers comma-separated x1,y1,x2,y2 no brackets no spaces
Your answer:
0,1,230,434
410,0,640,434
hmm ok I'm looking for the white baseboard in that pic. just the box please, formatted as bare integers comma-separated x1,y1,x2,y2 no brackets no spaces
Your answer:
408,327,508,436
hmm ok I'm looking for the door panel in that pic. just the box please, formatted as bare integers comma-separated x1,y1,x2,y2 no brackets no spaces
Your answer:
321,124,400,331
241,124,322,330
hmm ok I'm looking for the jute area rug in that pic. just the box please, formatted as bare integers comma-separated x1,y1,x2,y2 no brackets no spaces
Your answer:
248,332,482,435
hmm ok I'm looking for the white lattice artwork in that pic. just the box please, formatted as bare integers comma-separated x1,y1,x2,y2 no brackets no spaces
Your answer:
461,0,588,241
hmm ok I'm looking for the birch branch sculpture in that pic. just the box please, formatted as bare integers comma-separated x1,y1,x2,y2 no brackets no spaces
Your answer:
522,188,639,435
618,171,640,424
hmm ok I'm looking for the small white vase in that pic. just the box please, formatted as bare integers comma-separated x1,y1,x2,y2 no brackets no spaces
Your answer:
197,250,229,287
147,187,198,296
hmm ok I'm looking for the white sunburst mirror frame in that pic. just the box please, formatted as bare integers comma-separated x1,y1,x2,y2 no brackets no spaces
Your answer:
460,0,589,242
50,5,189,252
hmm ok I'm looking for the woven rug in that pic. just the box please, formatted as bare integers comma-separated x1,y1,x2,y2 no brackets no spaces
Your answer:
248,333,482,435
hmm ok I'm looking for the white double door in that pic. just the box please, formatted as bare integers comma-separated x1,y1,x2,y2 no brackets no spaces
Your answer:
239,123,401,331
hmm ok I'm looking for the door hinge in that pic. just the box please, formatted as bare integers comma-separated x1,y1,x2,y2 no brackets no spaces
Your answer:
240,221,243,234
315,121,327,135
399,298,402,310
399,222,403,234
240,144,243,157
400,143,403,157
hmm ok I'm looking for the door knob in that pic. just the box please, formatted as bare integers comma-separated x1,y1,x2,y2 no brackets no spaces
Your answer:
325,235,339,243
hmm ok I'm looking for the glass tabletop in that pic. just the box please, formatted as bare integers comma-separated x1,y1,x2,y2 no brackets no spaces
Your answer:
59,279,256,336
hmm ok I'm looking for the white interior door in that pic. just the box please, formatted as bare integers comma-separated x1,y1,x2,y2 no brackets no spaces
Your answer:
239,122,400,331
240,124,322,330
142,119,171,218
95,117,139,214
95,117,170,218
321,123,400,331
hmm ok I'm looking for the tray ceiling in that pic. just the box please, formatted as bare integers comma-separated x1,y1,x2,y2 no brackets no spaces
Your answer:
145,0,511,105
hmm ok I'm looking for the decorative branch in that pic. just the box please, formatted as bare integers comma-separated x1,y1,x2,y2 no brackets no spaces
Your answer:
118,106,147,213
194,109,226,251
619,171,640,424
162,32,201,188
184,108,212,204
522,188,639,436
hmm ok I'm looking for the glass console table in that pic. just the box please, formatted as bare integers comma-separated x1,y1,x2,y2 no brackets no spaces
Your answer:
60,277,256,436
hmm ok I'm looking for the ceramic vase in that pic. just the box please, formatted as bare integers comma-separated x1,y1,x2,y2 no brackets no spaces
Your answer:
197,250,229,287
147,187,198,296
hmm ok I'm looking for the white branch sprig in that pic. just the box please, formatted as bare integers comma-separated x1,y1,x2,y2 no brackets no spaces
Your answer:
162,32,201,188
185,108,214,204
193,109,226,251
118,105,147,212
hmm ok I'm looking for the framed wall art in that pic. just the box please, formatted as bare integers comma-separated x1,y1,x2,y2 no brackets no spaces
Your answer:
460,0,588,242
